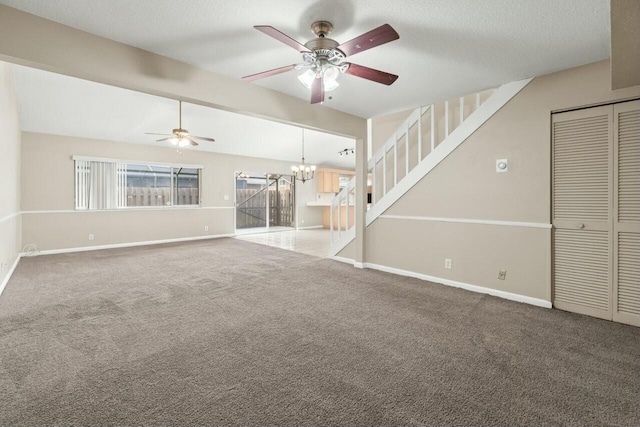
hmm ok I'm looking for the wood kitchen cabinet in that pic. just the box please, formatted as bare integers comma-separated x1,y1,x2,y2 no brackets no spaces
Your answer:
317,168,352,193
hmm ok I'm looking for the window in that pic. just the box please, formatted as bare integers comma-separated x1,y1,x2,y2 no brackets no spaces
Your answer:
74,157,201,210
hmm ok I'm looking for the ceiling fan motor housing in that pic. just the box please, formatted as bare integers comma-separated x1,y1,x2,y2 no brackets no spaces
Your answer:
310,21,333,38
173,128,190,136
303,35,347,77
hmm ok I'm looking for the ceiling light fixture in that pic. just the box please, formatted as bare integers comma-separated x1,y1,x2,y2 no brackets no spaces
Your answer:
338,148,355,157
297,65,341,93
291,129,316,183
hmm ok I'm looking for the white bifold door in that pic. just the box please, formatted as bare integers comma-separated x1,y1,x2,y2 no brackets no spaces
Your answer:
552,100,639,326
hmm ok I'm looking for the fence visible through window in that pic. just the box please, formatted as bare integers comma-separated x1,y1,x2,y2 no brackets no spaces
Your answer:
74,157,201,210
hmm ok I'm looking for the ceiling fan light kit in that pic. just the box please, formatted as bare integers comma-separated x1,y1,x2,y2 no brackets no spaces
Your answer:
242,21,400,104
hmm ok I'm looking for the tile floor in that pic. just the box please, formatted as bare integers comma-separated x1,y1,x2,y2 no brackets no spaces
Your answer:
234,228,332,258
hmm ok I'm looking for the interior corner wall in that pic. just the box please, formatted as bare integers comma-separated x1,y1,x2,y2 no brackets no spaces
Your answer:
371,108,414,154
20,132,322,252
366,59,640,302
0,62,21,285
611,0,640,90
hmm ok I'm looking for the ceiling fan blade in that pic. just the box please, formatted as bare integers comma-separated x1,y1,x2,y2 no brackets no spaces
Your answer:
311,76,324,104
188,138,199,146
344,63,398,85
242,64,297,82
190,135,216,143
155,137,173,142
337,24,399,57
145,132,174,136
254,26,309,53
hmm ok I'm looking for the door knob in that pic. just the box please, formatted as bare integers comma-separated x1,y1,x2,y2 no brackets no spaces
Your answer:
577,223,585,229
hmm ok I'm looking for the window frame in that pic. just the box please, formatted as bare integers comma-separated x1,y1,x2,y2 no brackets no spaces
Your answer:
73,156,203,211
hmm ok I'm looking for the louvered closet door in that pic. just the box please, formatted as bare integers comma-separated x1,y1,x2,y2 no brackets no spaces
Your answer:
552,106,613,320
613,100,640,326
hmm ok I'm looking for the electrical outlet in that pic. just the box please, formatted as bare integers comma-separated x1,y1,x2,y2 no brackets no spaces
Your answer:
301,219,305,224
204,225,209,232
498,269,507,280
445,258,452,269
88,233,94,241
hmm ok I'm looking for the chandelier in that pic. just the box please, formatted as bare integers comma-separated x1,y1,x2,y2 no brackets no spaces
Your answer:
291,129,316,183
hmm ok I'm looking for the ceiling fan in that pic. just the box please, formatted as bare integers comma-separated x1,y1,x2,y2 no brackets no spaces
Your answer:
242,21,399,104
145,101,215,147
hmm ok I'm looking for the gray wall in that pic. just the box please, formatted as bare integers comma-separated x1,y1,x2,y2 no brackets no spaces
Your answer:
21,132,322,251
0,62,21,284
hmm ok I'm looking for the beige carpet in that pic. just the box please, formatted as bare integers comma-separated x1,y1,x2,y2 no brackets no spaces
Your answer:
0,238,638,426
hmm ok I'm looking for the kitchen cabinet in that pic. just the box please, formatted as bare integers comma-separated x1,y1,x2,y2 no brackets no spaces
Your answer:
316,168,353,193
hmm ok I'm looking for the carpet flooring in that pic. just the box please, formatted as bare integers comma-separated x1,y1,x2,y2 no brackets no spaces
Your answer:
0,238,638,426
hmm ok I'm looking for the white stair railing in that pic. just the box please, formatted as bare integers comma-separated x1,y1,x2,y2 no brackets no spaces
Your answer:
368,88,496,209
329,177,356,248
328,78,533,257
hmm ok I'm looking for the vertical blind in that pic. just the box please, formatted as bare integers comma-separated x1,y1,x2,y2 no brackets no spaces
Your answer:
75,160,127,210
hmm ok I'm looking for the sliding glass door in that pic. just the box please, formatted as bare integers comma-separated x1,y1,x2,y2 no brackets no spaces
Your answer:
235,172,295,230
268,175,294,228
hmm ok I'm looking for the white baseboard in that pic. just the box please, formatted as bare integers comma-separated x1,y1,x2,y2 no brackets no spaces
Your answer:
23,233,236,257
331,256,355,265
363,261,552,309
0,254,22,297
297,225,324,230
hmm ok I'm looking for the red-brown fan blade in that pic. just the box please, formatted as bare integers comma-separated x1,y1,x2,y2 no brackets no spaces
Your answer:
337,24,399,57
344,63,398,85
242,64,297,82
254,26,309,52
311,76,324,104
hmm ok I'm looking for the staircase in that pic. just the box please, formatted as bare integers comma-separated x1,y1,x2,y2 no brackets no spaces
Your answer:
328,78,533,257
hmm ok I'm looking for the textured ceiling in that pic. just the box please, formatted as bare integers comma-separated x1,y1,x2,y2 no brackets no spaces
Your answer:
0,0,611,118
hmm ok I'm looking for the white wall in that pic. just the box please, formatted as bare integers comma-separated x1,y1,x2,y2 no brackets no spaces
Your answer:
0,62,21,286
